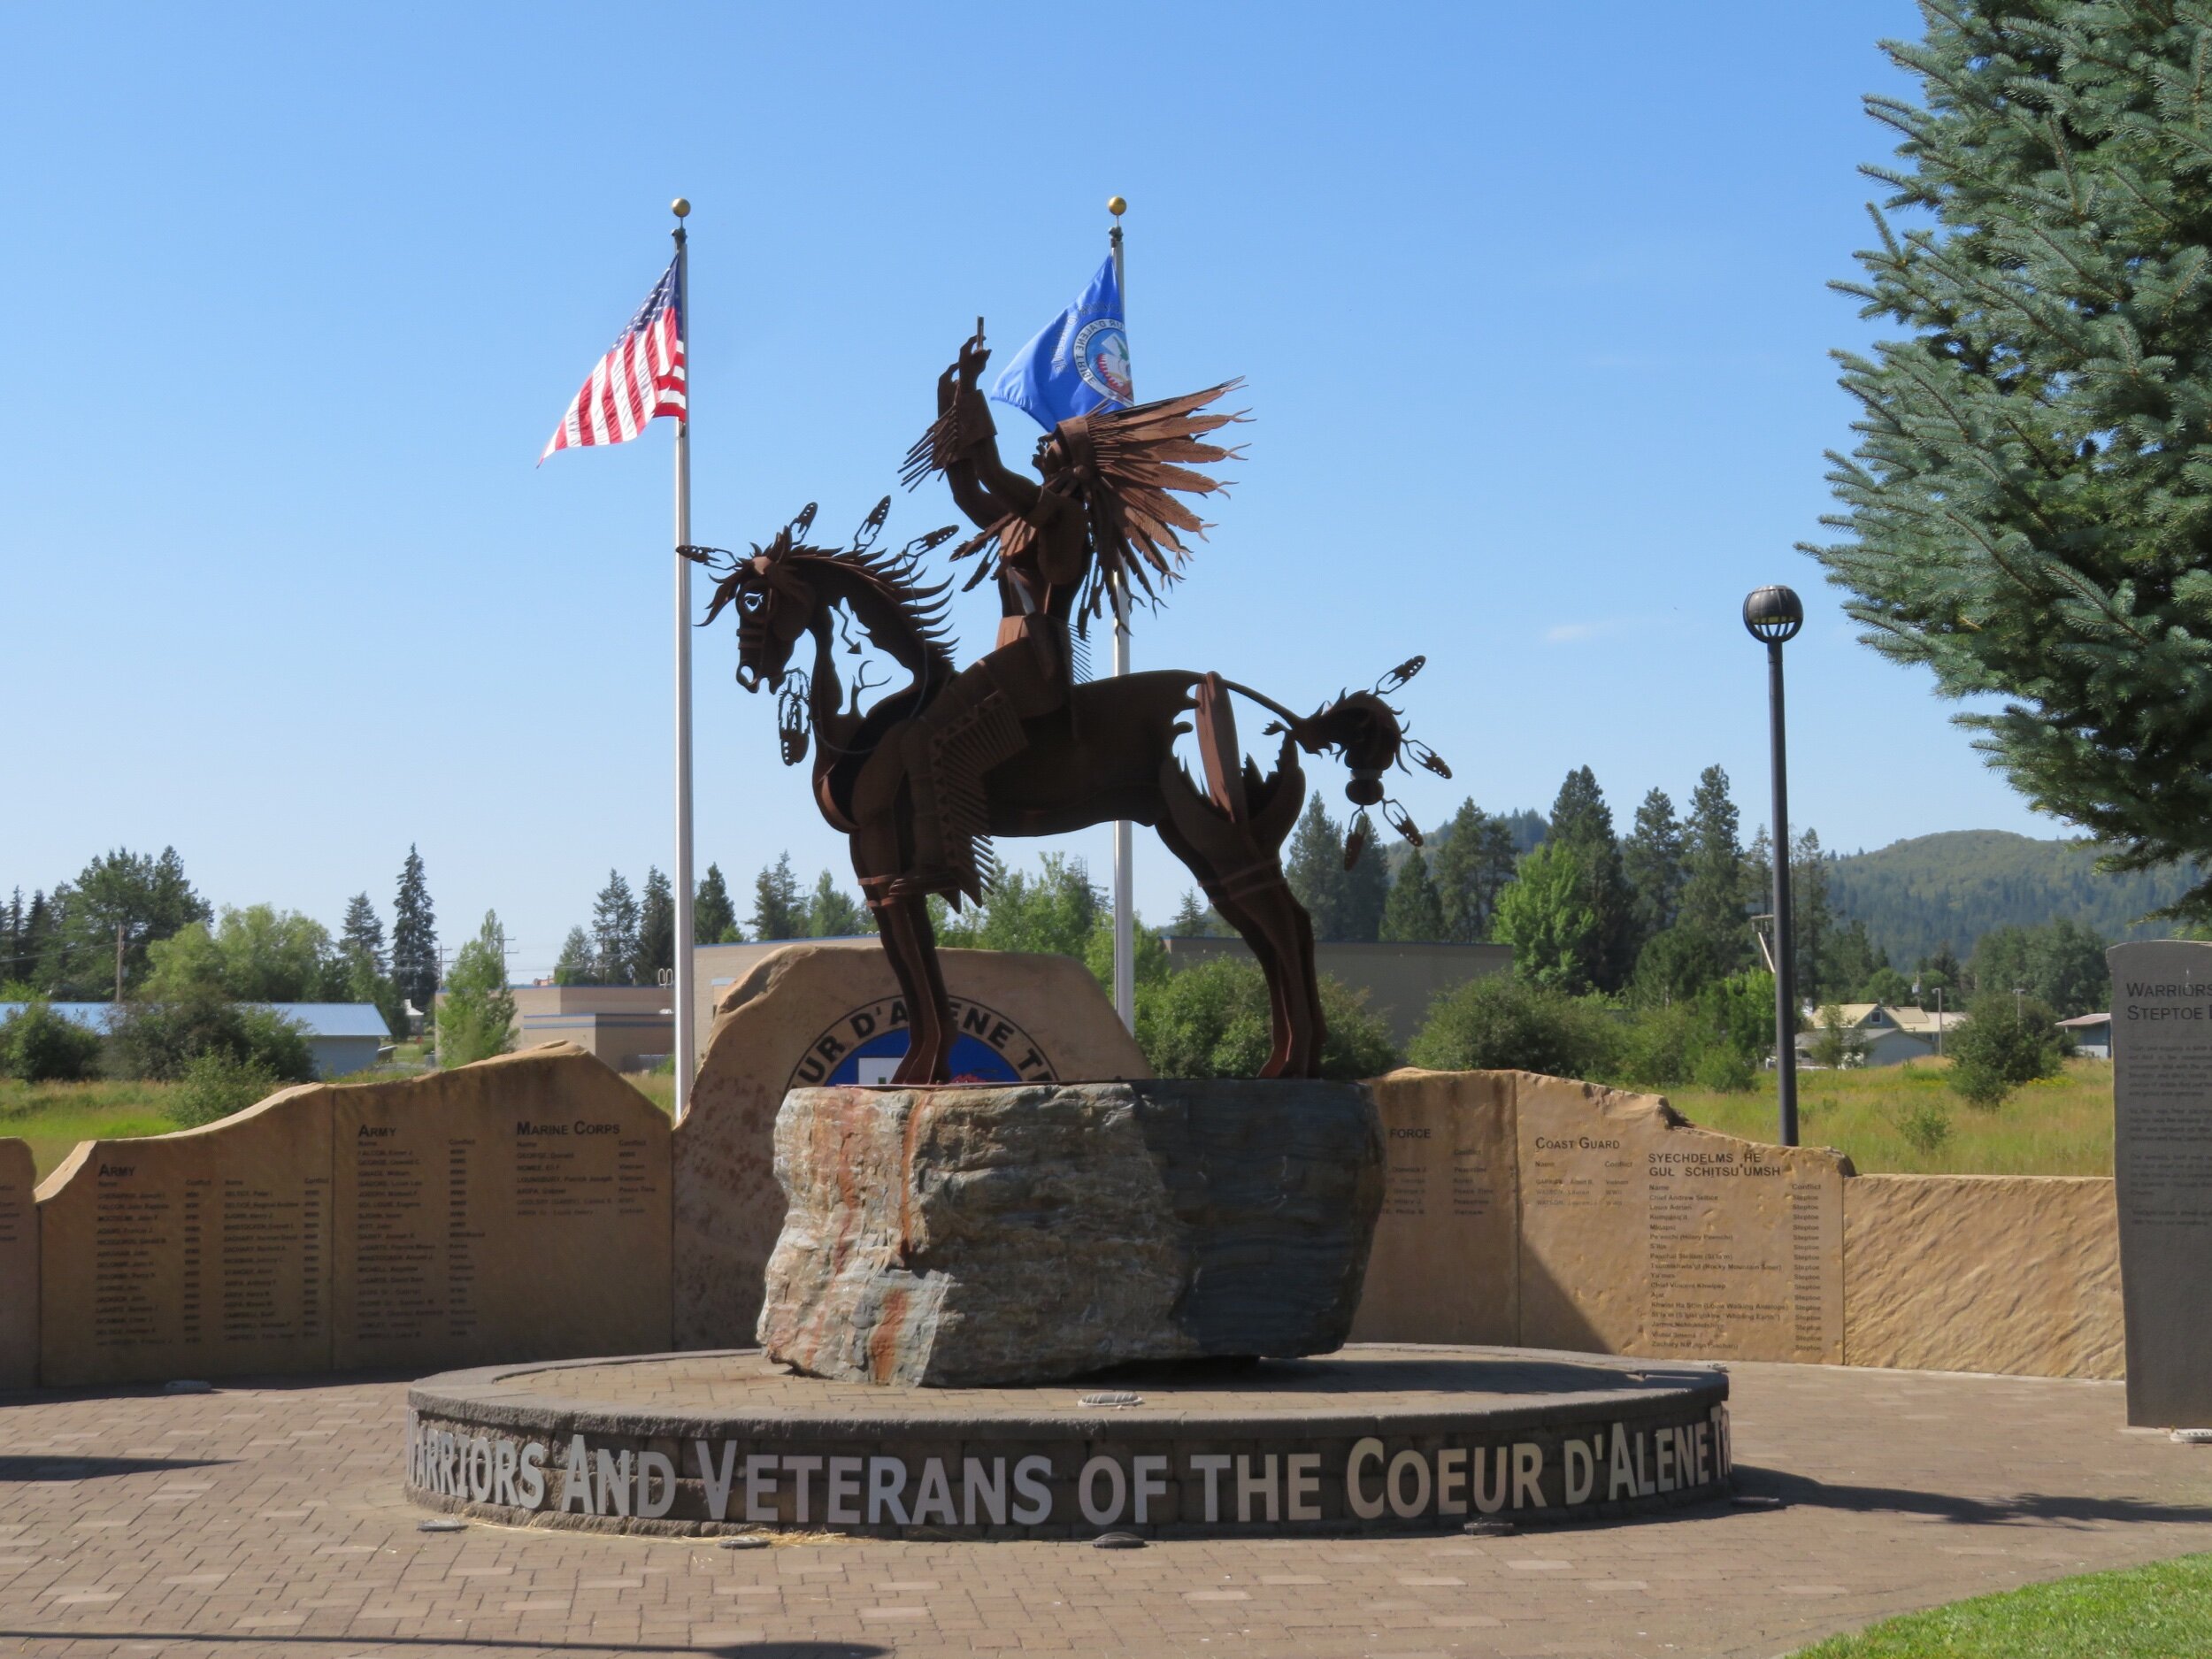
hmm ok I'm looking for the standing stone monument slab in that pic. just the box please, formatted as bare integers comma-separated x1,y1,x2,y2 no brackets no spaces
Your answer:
333,1044,672,1371
38,1087,334,1387
2109,939,2212,1427
1348,1069,1519,1345
673,943,1150,1350
1,1137,38,1388
1515,1075,1847,1363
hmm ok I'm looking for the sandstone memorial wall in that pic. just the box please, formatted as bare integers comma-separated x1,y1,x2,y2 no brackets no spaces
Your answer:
32,1046,671,1388
1,1137,38,1389
1350,1068,2123,1380
2109,938,2212,1425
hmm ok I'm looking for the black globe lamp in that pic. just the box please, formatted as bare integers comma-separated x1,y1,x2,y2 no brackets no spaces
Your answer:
1745,584,1804,1147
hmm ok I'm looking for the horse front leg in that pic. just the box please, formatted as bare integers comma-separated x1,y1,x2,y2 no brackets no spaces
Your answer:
880,894,955,1085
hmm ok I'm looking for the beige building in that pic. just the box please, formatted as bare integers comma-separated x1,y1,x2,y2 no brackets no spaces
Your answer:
1160,937,1513,1050
1797,1002,1970,1068
509,984,676,1073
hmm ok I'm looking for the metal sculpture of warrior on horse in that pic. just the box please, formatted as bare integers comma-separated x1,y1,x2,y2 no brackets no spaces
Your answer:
687,324,1448,1082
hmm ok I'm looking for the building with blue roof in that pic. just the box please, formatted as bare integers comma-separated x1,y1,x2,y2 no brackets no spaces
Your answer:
0,1001,391,1079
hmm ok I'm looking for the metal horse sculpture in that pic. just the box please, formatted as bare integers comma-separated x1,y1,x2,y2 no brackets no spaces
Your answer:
691,330,1447,1082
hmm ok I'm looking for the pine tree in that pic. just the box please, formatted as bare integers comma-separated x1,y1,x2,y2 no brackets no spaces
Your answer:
1379,846,1448,941
1285,799,1352,941
1677,766,1747,968
695,863,741,944
1169,889,1227,937
391,846,439,1012
1546,768,1635,991
1811,4,2212,919
591,871,640,983
634,867,674,984
1341,830,1391,943
553,926,596,986
750,854,806,941
803,871,866,938
1430,799,1519,943
1790,829,1834,1003
1623,788,1686,941
340,893,386,973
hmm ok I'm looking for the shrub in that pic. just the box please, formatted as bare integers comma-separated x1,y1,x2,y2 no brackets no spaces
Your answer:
0,1002,104,1082
109,996,315,1083
1136,958,1398,1081
1691,1046,1755,1094
1609,1002,1702,1091
168,1049,280,1128
1408,975,1616,1079
1946,992,2063,1110
1896,1100,1953,1156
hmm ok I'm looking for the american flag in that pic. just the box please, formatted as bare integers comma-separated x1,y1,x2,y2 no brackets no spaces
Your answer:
540,256,686,461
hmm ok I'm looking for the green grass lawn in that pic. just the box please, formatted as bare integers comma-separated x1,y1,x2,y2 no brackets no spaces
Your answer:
1793,1553,2212,1656
1666,1056,2115,1177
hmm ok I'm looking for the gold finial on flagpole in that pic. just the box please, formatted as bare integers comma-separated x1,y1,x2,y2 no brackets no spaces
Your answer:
1107,195,1126,218
672,197,691,219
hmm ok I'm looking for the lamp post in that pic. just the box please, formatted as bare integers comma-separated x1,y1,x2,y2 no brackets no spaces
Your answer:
1744,584,1805,1147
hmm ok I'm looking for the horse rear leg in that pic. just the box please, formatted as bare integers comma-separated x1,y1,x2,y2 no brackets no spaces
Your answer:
1217,876,1326,1079
864,885,956,1086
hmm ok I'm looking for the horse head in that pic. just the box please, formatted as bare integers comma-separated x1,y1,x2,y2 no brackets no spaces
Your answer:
700,503,822,694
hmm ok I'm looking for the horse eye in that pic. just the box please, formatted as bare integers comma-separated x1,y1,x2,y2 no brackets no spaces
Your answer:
740,588,765,613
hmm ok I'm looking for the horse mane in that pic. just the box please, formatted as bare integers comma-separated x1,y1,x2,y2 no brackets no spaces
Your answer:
787,542,960,678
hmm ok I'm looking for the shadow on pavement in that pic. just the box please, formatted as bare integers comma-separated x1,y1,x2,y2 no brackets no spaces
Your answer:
0,1455,233,1481
0,1637,888,1657
1736,1463,2212,1528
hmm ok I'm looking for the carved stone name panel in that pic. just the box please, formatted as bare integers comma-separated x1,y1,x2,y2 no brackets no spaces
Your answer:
2109,939,2212,1427
37,1089,334,1387
334,1047,672,1371
2,1138,38,1388
1348,1070,1518,1345
1517,1075,1845,1363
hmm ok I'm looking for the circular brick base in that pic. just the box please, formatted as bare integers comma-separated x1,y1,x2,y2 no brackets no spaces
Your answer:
405,1344,1732,1539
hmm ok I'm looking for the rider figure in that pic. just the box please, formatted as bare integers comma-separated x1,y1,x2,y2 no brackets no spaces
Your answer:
890,334,1099,898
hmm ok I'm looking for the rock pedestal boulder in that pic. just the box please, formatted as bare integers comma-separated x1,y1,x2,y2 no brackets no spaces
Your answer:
757,1079,1384,1386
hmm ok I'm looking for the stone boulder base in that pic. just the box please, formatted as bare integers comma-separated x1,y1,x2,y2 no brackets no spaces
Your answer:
758,1079,1384,1386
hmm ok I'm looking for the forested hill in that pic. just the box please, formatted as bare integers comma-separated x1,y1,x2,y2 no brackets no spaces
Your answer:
1827,831,2196,965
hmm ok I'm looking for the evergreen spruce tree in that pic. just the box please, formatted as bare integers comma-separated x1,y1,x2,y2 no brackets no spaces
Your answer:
553,926,596,986
1379,846,1448,941
0,888,23,989
1341,832,1391,943
1168,890,1226,936
1285,799,1352,941
1790,829,1835,1002
1430,799,1519,943
694,863,740,944
1813,3,2212,918
1546,768,1636,991
634,867,674,983
340,893,386,974
750,854,806,941
391,846,439,1012
1622,788,1686,941
19,891,56,995
1824,918,1886,1001
803,871,867,937
50,847,210,999
1677,767,1749,968
590,870,640,983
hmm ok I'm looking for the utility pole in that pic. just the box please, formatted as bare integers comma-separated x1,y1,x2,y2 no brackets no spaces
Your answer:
114,922,126,1004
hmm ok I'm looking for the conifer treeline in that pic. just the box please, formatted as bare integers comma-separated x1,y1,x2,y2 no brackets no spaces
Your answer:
1182,765,1874,1006
548,856,872,986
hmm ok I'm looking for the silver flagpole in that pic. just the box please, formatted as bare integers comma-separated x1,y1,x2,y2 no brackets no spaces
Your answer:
672,198,698,1121
1108,196,1135,1033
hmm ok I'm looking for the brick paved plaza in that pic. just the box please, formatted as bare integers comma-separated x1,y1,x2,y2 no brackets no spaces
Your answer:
1,1357,2206,1659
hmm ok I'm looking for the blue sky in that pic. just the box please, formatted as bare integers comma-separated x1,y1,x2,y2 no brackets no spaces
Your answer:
3,1,2041,978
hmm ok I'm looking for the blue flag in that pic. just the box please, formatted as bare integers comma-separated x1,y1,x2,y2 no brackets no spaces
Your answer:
991,257,1132,431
